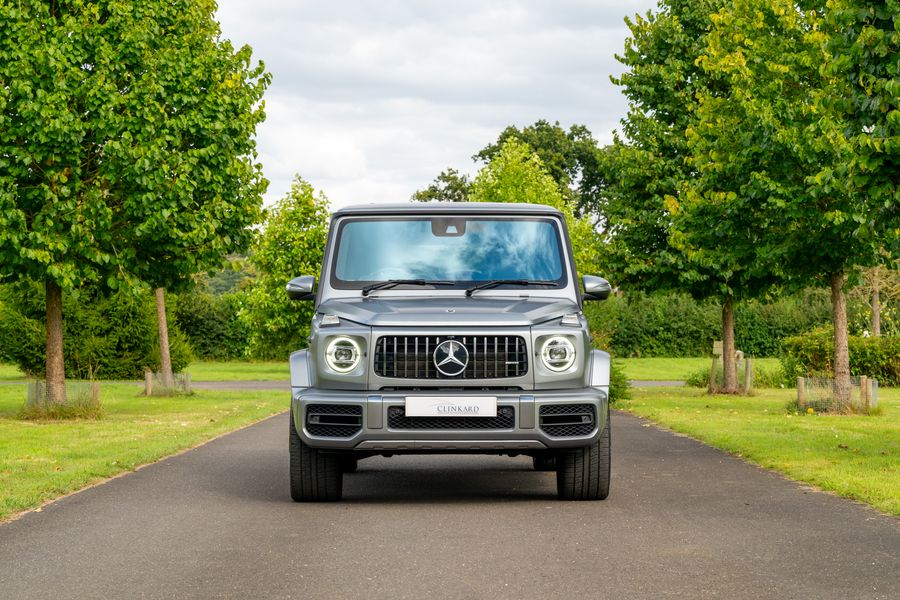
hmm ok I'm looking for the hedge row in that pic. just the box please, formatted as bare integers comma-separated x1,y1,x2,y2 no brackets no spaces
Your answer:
0,281,192,380
584,290,833,358
173,289,249,360
781,327,900,386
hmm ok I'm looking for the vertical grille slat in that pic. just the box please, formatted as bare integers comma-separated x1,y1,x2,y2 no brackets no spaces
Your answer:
494,337,498,379
374,335,528,380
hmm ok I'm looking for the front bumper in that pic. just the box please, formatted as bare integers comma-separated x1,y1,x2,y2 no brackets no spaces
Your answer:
290,387,608,451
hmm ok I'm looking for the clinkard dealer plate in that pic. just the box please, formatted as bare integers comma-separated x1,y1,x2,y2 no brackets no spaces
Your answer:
404,396,498,417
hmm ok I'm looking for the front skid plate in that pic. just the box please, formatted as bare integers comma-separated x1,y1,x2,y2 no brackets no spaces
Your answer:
354,439,547,451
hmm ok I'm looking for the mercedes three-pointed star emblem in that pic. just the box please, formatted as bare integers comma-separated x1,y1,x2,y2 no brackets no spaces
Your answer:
433,340,469,377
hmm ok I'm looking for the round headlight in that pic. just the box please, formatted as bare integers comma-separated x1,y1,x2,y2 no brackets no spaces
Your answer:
540,336,576,372
325,337,361,373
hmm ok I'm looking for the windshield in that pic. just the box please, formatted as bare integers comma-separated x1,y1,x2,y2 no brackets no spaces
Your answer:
331,216,567,289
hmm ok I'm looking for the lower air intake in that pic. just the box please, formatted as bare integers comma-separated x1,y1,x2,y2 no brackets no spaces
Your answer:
539,404,595,437
306,404,363,437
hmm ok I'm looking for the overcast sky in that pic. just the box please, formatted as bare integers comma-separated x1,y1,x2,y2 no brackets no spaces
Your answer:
215,0,657,210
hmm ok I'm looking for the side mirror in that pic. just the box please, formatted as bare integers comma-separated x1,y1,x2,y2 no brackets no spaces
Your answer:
582,275,612,301
286,276,316,301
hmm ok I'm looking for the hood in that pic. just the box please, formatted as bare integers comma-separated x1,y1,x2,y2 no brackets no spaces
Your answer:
318,296,579,327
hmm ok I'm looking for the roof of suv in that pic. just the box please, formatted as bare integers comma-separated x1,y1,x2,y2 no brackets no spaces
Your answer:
331,202,564,218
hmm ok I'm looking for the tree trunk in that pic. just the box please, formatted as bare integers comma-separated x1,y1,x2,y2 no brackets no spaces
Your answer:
45,279,67,405
830,271,851,405
155,287,175,389
871,286,881,337
721,295,738,394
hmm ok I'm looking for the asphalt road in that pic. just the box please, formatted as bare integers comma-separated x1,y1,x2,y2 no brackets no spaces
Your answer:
1,411,897,600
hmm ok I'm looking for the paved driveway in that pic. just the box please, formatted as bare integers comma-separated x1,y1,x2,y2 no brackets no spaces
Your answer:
0,411,897,599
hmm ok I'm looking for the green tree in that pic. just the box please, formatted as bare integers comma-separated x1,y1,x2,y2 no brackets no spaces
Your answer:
828,1,899,243
0,1,269,402
469,139,600,277
601,0,774,393
243,177,330,359
475,120,604,217
411,168,471,203
684,0,895,402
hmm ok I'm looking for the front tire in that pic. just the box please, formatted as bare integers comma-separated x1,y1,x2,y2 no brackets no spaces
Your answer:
289,412,342,502
556,410,610,500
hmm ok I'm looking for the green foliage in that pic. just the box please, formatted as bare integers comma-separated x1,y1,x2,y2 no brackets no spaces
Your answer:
0,282,192,379
243,177,330,359
411,169,471,203
474,120,604,216
202,257,256,296
585,290,833,358
587,292,720,358
0,1,270,292
608,360,631,404
469,139,600,276
828,1,900,238
685,362,785,389
173,287,248,360
683,0,890,289
20,387,102,420
600,0,732,300
781,328,900,386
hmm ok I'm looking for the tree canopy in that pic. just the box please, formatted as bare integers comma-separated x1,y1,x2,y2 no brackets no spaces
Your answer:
242,177,330,359
679,0,898,400
475,120,604,216
469,139,600,277
411,168,471,203
0,1,270,402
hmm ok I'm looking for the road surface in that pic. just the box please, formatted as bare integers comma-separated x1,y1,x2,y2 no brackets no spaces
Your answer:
0,411,897,599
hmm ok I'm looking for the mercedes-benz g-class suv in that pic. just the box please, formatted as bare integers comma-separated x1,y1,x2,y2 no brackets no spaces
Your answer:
286,202,612,501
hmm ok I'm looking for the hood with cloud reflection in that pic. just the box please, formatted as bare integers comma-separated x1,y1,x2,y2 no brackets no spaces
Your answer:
318,296,579,327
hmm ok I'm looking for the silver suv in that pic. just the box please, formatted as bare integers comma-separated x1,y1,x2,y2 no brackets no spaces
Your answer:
286,203,612,501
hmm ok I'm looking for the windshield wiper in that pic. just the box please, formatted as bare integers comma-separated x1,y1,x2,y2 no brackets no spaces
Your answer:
361,279,454,296
465,279,557,297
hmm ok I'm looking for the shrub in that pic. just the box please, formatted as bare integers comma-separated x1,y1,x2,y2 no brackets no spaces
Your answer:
781,327,900,386
585,291,719,357
242,177,329,360
0,281,192,380
584,289,832,358
608,360,631,404
173,288,249,360
685,361,786,389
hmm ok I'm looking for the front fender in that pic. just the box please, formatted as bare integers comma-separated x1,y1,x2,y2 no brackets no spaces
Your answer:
290,349,314,390
588,349,610,390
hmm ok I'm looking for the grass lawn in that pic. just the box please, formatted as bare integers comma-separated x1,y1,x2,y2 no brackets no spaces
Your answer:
187,360,288,381
618,386,900,516
0,361,288,383
0,363,24,382
618,356,781,380
0,383,287,522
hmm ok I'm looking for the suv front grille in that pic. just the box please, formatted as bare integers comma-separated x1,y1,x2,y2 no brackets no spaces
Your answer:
539,404,595,437
306,404,363,437
387,406,515,430
374,335,528,379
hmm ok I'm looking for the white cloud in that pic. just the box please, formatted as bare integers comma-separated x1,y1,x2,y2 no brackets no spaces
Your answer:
215,0,657,210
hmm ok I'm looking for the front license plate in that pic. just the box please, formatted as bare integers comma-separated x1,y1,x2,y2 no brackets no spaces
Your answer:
405,396,497,417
